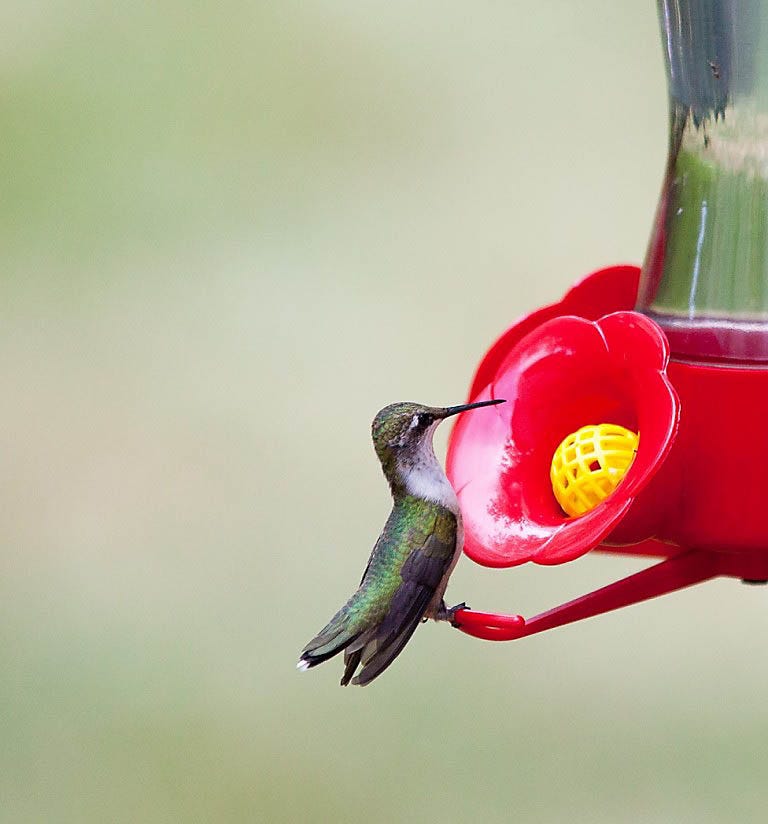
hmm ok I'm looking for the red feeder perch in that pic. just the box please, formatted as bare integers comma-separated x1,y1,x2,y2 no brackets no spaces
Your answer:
446,1,768,642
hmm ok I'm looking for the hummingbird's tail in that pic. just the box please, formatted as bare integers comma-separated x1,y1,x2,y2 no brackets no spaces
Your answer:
298,605,363,676
298,579,434,686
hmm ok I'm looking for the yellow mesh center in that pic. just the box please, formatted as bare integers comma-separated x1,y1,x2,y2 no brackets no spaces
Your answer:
550,424,639,517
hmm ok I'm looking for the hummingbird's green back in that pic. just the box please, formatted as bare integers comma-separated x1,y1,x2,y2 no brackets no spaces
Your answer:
357,495,457,619
300,495,457,686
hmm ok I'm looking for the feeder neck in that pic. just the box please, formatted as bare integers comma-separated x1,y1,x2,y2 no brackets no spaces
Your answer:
637,0,768,362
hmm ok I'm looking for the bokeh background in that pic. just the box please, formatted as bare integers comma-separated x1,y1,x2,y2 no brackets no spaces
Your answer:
3,2,768,822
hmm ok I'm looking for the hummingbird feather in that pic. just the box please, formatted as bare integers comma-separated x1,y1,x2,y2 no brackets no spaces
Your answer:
299,498,456,685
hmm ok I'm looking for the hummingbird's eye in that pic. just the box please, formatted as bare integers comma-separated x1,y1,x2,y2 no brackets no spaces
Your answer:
405,412,432,438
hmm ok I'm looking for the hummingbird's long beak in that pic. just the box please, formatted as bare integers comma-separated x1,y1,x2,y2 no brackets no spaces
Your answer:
440,398,505,419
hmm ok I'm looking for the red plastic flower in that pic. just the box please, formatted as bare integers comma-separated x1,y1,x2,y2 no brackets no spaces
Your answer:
446,308,680,567
469,265,641,399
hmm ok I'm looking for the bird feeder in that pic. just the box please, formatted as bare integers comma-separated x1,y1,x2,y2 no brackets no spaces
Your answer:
446,0,768,641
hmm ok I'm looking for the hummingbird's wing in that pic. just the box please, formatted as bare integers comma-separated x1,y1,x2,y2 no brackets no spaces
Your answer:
299,503,457,686
342,507,457,686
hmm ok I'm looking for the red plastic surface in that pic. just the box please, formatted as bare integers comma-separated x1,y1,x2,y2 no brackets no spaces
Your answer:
659,360,768,551
469,265,640,398
446,311,679,567
453,548,768,641
447,264,768,642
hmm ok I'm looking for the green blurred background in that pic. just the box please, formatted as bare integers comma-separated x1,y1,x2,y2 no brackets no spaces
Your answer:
3,2,767,822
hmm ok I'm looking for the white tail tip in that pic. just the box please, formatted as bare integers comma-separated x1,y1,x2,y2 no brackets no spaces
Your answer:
296,659,311,672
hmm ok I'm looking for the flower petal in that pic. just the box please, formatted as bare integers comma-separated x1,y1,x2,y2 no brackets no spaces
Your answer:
469,265,640,397
448,309,679,567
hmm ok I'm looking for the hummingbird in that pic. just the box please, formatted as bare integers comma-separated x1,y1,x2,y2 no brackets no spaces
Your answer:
297,398,505,686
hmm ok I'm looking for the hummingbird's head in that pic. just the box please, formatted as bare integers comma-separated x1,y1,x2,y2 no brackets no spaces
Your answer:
371,399,505,487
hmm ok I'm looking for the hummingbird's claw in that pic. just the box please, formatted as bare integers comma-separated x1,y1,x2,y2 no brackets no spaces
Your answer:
435,600,470,627
447,601,469,627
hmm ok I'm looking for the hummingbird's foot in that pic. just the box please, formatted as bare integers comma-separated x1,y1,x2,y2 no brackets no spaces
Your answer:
435,601,470,627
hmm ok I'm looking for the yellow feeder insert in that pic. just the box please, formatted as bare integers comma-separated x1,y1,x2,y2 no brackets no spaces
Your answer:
550,423,639,517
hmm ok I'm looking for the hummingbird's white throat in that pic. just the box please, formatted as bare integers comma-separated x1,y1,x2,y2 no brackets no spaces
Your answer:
397,420,460,514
